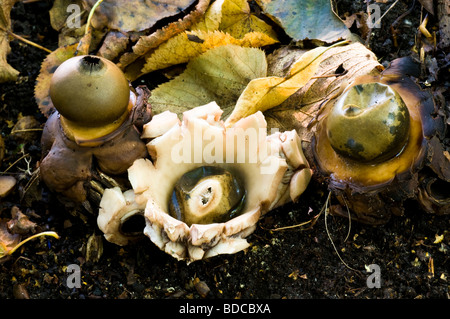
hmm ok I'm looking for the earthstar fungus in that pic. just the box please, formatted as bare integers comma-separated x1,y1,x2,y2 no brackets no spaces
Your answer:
98,102,312,261
310,58,449,224
40,55,151,203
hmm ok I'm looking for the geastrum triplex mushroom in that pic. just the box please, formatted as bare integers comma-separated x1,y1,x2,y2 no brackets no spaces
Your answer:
40,55,151,204
309,59,449,224
98,102,312,262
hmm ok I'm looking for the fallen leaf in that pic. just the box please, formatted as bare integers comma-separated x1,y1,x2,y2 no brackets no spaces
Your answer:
433,234,444,244
256,0,352,43
49,0,84,31
118,0,211,80
85,0,198,32
0,206,59,259
0,0,20,83
219,0,278,39
7,207,37,235
141,0,277,74
0,220,20,258
142,30,276,73
0,230,59,259
342,12,371,40
149,44,267,119
97,31,130,61
224,41,348,127
11,115,42,142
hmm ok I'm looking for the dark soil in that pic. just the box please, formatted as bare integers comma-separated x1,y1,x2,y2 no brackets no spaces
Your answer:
0,0,449,304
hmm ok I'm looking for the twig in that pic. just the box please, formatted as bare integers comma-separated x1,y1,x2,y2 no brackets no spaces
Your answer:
0,27,52,53
324,191,358,272
0,153,30,175
85,0,104,35
373,0,401,27
2,231,60,258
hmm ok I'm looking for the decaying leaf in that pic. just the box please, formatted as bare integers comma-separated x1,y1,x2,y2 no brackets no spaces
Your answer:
118,0,211,79
342,11,371,40
85,0,197,33
97,31,130,61
0,0,20,83
256,0,352,43
7,206,37,235
149,44,267,119
224,42,348,127
0,220,20,258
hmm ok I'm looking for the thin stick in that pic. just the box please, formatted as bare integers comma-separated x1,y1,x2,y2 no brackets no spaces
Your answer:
0,153,30,175
5,29,52,53
11,128,43,133
5,231,60,257
373,0,400,27
85,0,104,35
324,192,358,272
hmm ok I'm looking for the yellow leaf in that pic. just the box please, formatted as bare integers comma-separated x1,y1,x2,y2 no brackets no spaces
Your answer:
141,0,278,74
433,234,444,244
219,0,278,40
225,41,348,126
193,0,224,32
0,0,20,83
142,30,277,74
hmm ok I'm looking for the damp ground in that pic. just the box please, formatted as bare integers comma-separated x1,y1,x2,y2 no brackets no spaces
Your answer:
0,0,448,300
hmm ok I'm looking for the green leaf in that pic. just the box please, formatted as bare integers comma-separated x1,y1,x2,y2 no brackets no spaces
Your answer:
149,44,267,119
256,0,352,43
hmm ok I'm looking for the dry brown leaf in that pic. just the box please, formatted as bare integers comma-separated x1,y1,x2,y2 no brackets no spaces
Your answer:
49,0,84,31
0,0,20,83
7,207,37,235
118,0,211,80
0,220,20,257
85,0,198,32
141,0,277,74
98,31,130,61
